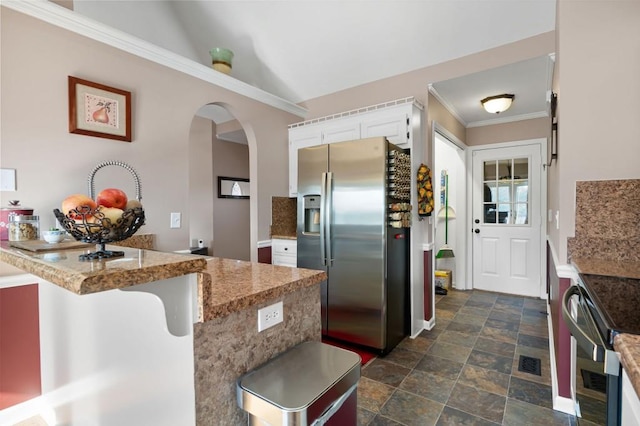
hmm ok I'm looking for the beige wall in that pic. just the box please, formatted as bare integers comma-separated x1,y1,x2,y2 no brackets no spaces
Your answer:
551,0,640,263
212,135,250,260
0,8,298,266
301,31,556,120
300,36,555,247
466,117,549,147
427,95,466,146
188,116,214,252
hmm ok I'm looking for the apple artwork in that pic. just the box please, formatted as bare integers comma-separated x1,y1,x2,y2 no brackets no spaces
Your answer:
96,188,128,210
61,194,97,219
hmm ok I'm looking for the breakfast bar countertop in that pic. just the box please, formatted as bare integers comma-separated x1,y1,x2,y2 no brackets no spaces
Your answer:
0,241,326,323
197,257,325,322
0,240,207,294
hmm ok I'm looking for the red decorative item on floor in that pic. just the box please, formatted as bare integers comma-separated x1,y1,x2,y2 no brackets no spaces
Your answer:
321,337,377,365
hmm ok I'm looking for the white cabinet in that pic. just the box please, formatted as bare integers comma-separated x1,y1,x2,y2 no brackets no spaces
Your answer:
288,98,421,196
323,116,361,144
288,124,323,196
288,117,360,195
272,238,297,267
360,105,412,148
621,368,640,424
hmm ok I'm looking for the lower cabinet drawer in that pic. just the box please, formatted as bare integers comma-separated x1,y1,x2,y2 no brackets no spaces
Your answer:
272,254,297,267
271,239,297,267
272,239,297,255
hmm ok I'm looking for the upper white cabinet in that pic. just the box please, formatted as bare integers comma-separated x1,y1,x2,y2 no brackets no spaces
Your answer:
288,123,323,196
360,108,411,149
288,98,421,196
323,116,361,144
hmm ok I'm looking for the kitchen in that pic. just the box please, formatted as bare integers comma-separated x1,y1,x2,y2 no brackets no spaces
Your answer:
1,1,640,425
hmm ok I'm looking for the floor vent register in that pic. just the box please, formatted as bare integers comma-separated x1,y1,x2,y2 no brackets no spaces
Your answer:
518,355,542,376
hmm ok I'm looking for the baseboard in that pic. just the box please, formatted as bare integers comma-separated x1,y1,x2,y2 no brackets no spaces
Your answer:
422,318,435,331
547,301,576,415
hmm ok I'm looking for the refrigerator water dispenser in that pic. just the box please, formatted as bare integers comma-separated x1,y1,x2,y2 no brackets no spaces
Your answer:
303,195,321,234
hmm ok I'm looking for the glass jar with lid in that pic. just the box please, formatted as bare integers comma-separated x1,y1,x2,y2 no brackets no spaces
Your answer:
8,215,40,241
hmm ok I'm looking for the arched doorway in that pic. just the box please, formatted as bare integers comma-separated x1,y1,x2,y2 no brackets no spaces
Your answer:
188,103,251,260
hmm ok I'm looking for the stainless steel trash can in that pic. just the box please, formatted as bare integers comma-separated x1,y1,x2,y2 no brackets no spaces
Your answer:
237,341,361,425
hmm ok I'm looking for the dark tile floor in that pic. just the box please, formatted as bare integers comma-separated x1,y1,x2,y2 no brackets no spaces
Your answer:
356,289,577,425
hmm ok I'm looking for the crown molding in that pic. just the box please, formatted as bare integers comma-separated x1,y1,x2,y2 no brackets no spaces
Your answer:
466,110,548,128
2,0,308,118
428,84,468,127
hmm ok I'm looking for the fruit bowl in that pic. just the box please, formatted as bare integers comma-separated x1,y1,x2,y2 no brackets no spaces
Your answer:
54,161,145,261
53,206,145,243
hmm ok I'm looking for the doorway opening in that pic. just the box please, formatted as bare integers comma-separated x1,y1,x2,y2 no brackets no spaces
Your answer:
470,140,546,298
433,124,468,290
188,103,250,260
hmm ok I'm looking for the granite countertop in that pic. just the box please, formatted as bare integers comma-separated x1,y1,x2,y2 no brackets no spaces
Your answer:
271,235,297,240
0,241,207,294
197,257,325,322
572,257,640,280
1,240,325,325
615,334,640,397
573,257,640,397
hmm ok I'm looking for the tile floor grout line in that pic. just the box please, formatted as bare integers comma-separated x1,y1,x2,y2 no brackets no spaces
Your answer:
358,290,569,425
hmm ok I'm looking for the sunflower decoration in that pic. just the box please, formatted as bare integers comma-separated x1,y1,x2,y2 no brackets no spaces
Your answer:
417,163,434,217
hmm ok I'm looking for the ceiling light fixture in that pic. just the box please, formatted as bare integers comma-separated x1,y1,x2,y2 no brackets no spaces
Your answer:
481,94,515,114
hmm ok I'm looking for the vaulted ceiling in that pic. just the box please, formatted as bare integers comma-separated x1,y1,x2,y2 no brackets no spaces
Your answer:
72,0,557,127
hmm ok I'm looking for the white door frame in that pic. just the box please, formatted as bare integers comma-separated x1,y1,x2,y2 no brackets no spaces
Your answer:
465,138,548,299
432,122,468,292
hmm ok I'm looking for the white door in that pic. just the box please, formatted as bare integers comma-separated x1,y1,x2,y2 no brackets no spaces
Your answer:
471,144,542,297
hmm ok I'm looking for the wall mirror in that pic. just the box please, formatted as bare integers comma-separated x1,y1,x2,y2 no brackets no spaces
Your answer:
218,176,249,199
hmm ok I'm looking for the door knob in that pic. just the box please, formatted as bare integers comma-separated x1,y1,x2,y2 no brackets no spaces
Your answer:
474,229,480,234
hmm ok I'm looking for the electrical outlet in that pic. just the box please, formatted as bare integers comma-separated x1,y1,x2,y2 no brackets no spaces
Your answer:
170,212,181,229
258,301,283,332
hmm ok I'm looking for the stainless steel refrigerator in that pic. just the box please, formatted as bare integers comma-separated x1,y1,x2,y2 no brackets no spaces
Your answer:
297,136,410,354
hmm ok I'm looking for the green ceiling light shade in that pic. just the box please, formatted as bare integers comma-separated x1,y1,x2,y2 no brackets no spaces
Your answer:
481,94,515,114
210,47,234,74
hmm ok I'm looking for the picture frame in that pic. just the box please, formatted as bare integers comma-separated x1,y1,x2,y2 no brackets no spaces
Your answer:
68,76,132,142
218,176,250,199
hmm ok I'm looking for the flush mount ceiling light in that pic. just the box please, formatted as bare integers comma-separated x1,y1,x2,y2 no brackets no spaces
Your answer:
481,94,515,114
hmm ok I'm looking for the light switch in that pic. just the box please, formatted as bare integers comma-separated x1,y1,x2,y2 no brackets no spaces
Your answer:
170,212,181,229
0,168,16,191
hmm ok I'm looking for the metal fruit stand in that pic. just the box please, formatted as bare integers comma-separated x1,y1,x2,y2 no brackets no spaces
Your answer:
53,161,145,261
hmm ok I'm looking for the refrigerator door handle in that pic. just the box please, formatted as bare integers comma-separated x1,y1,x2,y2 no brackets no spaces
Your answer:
320,172,327,266
325,172,333,266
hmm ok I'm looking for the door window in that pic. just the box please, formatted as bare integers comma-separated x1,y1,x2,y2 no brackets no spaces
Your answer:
482,157,529,225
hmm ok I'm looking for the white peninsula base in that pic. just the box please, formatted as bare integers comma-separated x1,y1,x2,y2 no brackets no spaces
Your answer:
6,274,198,426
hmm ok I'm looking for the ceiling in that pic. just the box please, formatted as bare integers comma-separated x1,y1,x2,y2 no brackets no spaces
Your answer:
71,1,557,130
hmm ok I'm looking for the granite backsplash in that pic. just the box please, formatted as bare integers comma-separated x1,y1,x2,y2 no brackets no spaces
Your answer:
568,179,640,262
270,196,297,238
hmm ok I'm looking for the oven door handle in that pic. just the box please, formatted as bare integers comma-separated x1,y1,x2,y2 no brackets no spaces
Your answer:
561,285,605,363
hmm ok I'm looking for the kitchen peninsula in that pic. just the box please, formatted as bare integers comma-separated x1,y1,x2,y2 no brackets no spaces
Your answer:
0,242,326,425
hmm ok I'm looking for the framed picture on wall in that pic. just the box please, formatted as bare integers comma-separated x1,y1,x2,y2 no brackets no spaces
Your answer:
218,176,250,199
68,76,132,142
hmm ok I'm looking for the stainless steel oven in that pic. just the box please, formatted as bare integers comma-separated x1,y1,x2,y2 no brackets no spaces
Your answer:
562,279,621,425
